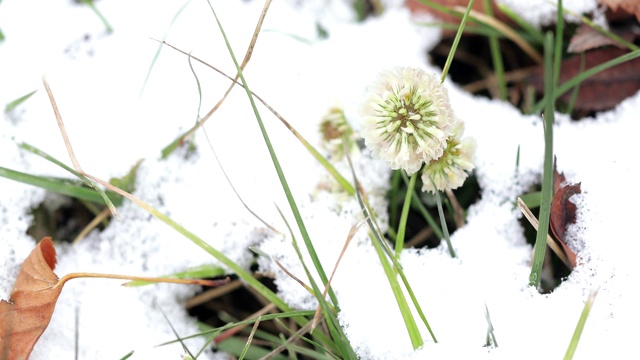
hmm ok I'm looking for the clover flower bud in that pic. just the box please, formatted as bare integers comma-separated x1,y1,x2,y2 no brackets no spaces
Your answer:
320,105,359,161
360,67,456,175
421,119,476,193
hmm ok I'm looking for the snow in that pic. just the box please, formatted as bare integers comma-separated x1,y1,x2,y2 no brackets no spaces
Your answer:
1,0,636,359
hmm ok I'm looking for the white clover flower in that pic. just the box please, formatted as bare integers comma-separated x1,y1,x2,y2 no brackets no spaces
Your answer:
421,119,476,193
319,105,359,161
360,67,456,175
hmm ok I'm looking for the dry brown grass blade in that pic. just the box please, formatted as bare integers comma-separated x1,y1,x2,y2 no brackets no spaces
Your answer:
517,197,572,269
72,207,111,245
157,40,314,147
261,321,314,360
462,67,532,94
42,77,120,219
184,278,245,309
273,258,313,294
42,78,83,174
445,189,465,228
311,218,366,330
201,127,282,235
405,226,434,248
172,0,272,145
213,303,276,344
453,6,543,63
244,317,262,355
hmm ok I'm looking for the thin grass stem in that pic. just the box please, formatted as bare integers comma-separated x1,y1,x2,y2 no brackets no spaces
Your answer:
529,32,555,288
395,172,417,257
441,0,475,82
564,289,599,359
553,0,564,89
483,0,507,100
205,1,337,305
400,171,444,239
435,190,455,258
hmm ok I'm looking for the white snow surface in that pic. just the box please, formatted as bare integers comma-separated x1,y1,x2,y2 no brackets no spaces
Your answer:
1,0,636,359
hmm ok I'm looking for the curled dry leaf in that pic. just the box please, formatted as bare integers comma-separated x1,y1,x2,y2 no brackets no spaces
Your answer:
0,238,228,359
0,237,62,360
550,170,581,268
601,0,640,22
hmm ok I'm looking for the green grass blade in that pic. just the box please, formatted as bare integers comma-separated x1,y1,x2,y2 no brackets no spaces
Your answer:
435,190,455,258
564,289,599,359
205,1,336,306
579,17,638,51
276,207,356,359
0,166,106,203
140,0,191,96
415,21,503,38
389,170,402,227
440,0,475,82
20,142,77,174
349,161,435,345
559,5,638,51
162,51,203,158
125,263,226,286
394,172,416,257
216,336,288,360
5,90,37,113
155,301,195,358
156,41,355,194
78,0,112,33
19,142,119,214
565,54,585,115
529,32,555,288
118,350,134,360
145,204,289,310
86,173,295,318
496,4,544,44
237,320,259,360
168,311,316,344
553,0,564,89
484,303,498,347
399,172,444,239
369,230,423,348
483,0,507,100
187,52,203,123
274,319,341,359
519,191,541,209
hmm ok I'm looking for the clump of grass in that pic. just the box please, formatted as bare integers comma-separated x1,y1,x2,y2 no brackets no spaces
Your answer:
6,0,635,358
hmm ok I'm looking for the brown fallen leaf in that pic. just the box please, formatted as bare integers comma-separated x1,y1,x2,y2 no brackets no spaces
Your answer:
600,0,640,22
550,169,581,268
527,47,640,112
568,20,639,53
0,237,229,359
0,237,62,360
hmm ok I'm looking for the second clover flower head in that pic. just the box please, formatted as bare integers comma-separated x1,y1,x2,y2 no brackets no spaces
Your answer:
421,119,476,193
360,67,456,175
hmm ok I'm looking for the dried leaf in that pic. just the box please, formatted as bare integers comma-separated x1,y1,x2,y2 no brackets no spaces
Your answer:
550,170,581,268
600,0,640,22
0,237,63,360
405,0,510,30
0,238,227,359
527,47,640,111
568,24,617,53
